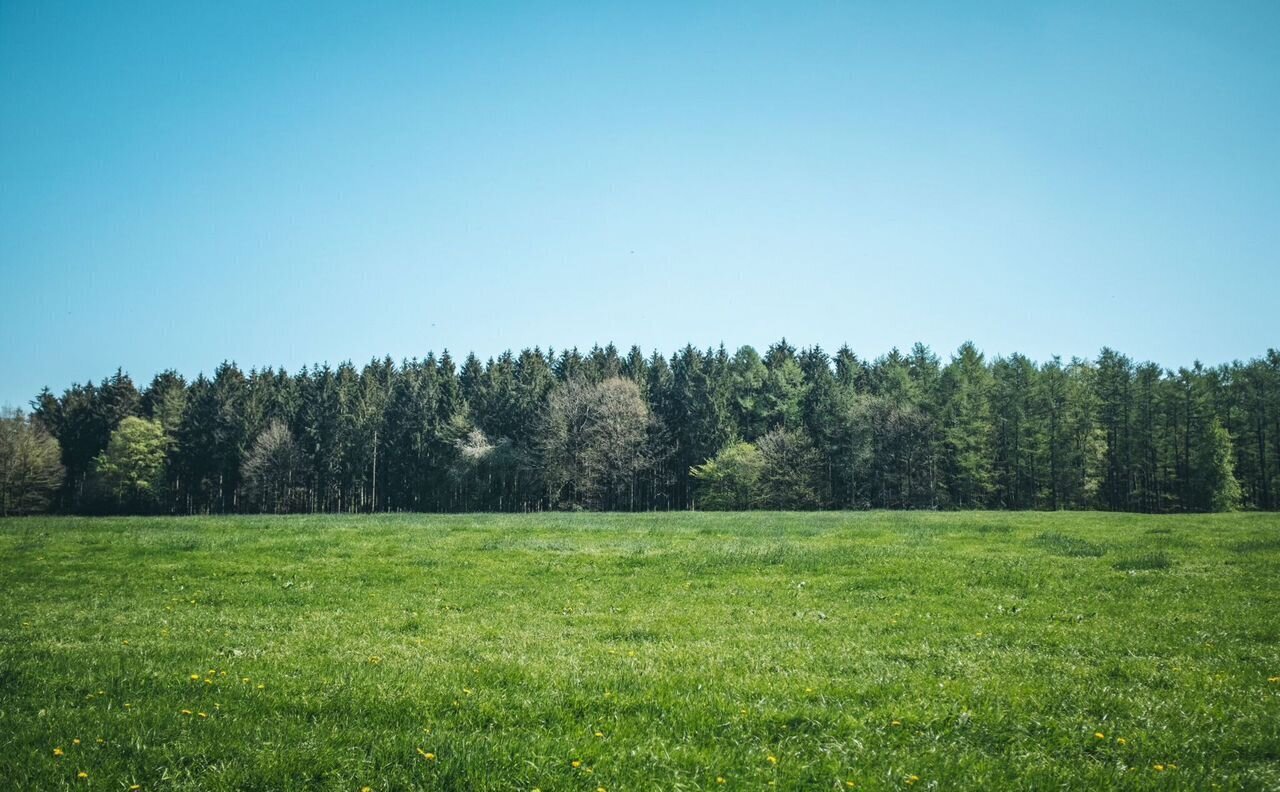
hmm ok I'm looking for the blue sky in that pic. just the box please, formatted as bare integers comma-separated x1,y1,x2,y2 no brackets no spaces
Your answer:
2,1,1277,406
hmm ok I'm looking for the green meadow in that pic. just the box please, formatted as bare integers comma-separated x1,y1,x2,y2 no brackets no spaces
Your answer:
1,512,1278,790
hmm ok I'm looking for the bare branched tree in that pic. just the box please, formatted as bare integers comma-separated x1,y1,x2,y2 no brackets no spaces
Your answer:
537,377,651,509
0,408,65,516
241,420,304,513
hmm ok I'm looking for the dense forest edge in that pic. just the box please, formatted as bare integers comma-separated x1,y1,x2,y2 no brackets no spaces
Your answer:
2,341,1277,516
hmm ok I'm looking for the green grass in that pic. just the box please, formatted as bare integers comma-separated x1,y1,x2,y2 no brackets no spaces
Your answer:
2,512,1278,791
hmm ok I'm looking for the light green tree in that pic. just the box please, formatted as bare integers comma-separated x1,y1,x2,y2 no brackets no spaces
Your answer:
1192,417,1242,512
691,441,764,510
94,416,167,509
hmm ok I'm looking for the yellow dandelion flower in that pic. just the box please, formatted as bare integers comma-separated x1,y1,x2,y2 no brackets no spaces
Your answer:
53,747,64,757
1154,764,1164,772
906,775,919,785
181,709,192,715
767,755,778,765
597,787,607,792
717,777,726,784
361,788,373,792
242,678,250,683
257,684,265,689
198,712,208,718
1116,737,1127,745
891,720,901,727
1094,732,1105,740
122,640,129,645
190,674,200,681
78,771,89,779
594,731,604,738
72,739,80,745
1269,676,1280,683
846,782,857,789
572,760,582,768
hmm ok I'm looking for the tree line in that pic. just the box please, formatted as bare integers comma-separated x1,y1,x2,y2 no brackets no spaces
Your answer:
2,341,1277,516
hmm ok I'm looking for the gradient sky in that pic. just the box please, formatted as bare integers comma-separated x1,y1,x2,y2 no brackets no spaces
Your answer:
2,1,1278,407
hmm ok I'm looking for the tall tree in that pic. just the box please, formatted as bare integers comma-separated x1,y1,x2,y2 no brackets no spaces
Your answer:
991,354,1038,509
0,409,64,516
1095,348,1135,511
940,343,994,507
1189,416,1242,512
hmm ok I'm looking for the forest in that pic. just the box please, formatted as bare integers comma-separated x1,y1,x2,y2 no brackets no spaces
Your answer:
3,341,1278,515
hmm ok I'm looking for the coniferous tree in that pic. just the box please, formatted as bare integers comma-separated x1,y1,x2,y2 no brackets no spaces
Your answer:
761,340,806,431
799,345,840,506
940,343,994,508
728,346,769,441
991,354,1038,509
1095,348,1135,511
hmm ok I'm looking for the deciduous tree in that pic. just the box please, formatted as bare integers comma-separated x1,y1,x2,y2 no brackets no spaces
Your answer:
0,408,65,515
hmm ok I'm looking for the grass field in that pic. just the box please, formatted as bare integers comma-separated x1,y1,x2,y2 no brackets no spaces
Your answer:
1,512,1278,790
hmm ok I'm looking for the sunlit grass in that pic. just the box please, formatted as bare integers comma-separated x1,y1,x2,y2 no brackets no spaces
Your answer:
2,511,1278,790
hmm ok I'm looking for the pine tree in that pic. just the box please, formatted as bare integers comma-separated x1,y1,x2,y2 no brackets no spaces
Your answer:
940,343,994,507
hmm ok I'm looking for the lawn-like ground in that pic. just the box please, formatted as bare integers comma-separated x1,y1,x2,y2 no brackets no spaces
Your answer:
1,512,1278,791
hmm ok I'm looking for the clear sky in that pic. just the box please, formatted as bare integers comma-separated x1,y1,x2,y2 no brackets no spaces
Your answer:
2,1,1277,407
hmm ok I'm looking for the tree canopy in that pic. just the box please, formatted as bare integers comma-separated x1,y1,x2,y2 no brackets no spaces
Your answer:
23,343,1279,514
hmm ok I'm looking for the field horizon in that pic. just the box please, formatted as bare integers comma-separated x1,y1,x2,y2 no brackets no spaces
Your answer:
3,511,1278,790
